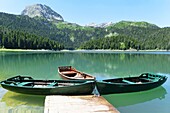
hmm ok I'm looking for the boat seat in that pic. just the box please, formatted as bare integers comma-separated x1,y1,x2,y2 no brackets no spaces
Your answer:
140,78,158,82
58,83,75,86
10,82,20,86
48,82,58,87
148,76,155,79
122,79,135,84
62,71,77,74
75,73,84,78
17,82,32,86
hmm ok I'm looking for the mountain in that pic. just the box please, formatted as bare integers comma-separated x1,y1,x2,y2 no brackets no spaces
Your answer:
0,4,170,50
0,12,106,49
21,4,64,23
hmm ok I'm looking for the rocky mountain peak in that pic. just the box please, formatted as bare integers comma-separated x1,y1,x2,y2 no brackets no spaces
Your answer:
21,4,64,22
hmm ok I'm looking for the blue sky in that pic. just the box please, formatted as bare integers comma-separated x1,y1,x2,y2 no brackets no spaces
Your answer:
0,0,170,27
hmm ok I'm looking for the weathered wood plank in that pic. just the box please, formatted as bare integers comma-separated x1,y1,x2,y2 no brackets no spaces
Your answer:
44,95,119,113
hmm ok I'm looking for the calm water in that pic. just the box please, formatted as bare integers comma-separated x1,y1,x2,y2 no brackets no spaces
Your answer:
0,51,170,113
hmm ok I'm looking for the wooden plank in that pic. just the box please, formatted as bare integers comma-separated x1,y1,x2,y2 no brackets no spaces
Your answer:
44,95,119,113
122,79,135,84
61,71,77,74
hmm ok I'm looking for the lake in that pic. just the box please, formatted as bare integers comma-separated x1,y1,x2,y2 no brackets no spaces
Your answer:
0,51,170,113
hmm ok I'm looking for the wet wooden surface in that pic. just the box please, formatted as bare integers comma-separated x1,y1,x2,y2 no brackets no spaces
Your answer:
44,95,120,113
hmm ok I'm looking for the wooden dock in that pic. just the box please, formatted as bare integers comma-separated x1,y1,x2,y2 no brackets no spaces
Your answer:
44,95,119,113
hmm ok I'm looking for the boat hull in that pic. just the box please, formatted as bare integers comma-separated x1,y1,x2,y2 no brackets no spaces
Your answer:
96,73,167,95
1,82,94,95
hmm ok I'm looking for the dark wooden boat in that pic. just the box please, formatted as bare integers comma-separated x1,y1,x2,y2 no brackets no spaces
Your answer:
58,66,95,80
0,75,95,95
96,73,167,95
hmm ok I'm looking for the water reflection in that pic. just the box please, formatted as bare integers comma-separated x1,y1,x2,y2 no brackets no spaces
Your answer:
77,53,170,76
0,103,44,113
104,86,167,107
0,52,170,79
1,91,45,106
0,52,65,79
0,91,44,113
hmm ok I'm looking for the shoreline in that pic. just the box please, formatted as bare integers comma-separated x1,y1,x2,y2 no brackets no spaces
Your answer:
0,48,53,52
0,48,169,52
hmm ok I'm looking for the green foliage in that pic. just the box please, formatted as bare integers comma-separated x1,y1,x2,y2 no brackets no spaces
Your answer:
0,13,106,49
120,42,126,50
0,12,170,50
105,21,170,50
0,26,64,50
79,35,139,50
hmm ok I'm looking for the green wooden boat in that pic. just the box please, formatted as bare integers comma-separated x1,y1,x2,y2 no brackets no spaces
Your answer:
96,73,167,95
0,75,95,95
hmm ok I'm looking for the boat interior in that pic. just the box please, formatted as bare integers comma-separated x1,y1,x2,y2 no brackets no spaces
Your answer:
2,79,86,88
61,71,89,79
61,71,78,77
103,77,157,84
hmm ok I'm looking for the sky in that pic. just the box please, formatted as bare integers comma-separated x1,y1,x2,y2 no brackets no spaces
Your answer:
0,0,170,27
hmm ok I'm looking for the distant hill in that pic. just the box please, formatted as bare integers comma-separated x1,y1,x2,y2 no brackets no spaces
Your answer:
0,4,170,50
85,21,159,29
112,21,159,29
106,21,160,40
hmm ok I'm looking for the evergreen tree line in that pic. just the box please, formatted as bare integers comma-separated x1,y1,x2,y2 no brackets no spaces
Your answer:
0,27,64,50
79,35,138,50
79,35,170,50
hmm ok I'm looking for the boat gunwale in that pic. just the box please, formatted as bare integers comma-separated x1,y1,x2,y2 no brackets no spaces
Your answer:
0,79,95,89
